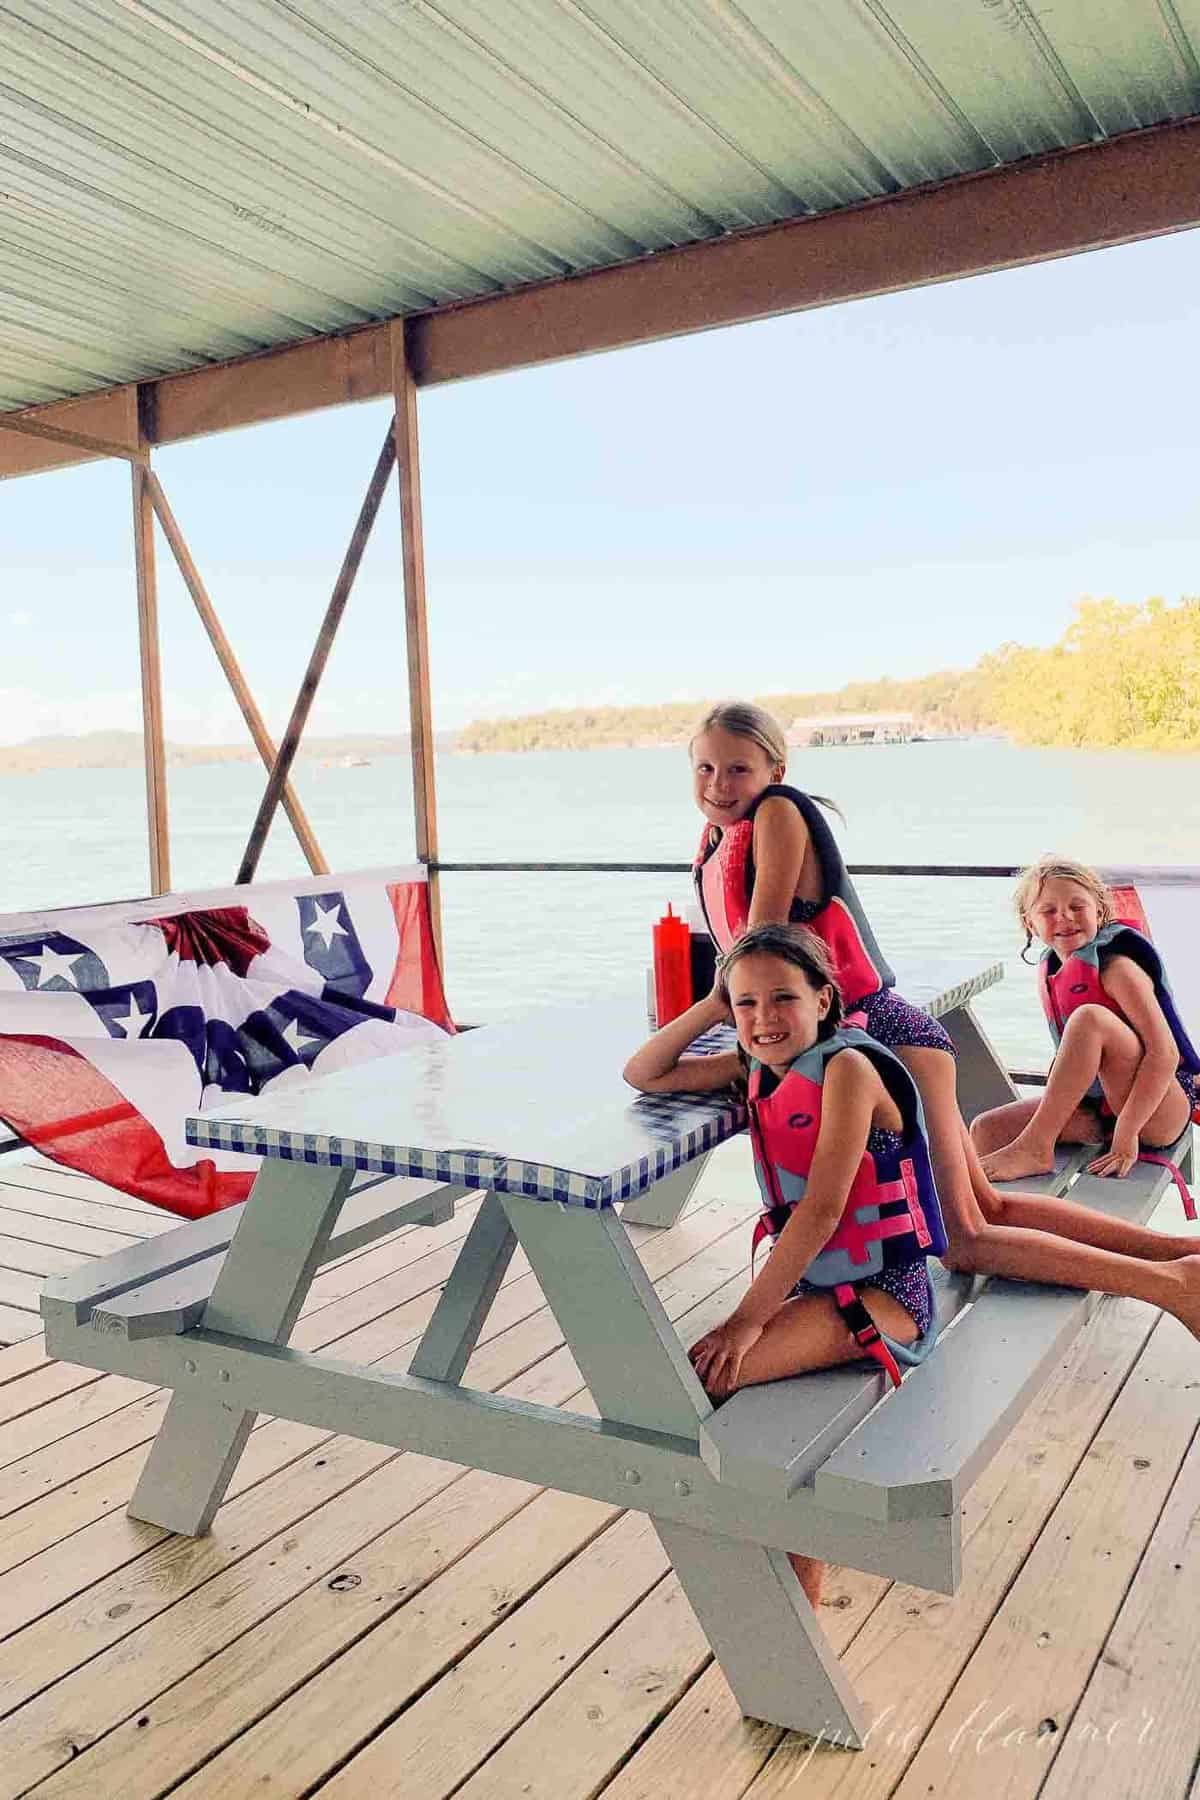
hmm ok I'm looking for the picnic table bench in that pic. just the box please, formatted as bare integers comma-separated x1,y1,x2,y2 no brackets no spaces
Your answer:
40,957,1194,1747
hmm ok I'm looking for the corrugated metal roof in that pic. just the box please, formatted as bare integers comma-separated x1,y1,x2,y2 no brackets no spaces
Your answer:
1,0,1198,410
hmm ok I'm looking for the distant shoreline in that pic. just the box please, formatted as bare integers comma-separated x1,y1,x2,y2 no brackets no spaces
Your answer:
0,731,459,777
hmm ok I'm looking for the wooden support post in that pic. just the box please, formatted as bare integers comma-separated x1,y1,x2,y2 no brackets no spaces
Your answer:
144,471,329,878
236,427,397,884
408,1190,515,1384
128,1160,355,1535
391,319,442,961
131,421,170,894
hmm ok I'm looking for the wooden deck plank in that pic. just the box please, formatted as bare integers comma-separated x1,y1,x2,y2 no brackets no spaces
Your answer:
0,1235,83,1279
0,1205,746,1633
326,1524,718,1800
0,1246,541,1599
0,1437,408,1795
0,1179,173,1236
0,1158,171,1204
0,1234,750,1793
0,1361,104,1431
738,1299,1162,1797
0,1193,490,1481
452,1574,708,1800
83,1491,627,1800
0,1269,43,1315
0,1335,52,1386
613,1296,1156,1800
403,1301,1190,1800
594,1575,892,1800
16,1254,750,1800
132,1254,750,1800
0,1195,747,1577
0,1372,154,1478
0,1305,42,1346
890,1312,1200,1798
0,1206,139,1259
324,1516,669,1800
1039,1348,1200,1800
0,1248,573,1629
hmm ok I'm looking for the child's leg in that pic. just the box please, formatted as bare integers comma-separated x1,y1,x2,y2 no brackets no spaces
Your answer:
978,1006,1141,1181
968,1097,1044,1157
961,1116,1197,1258
1098,1066,1191,1154
970,1096,1103,1160
896,1044,1200,1331
694,1289,919,1612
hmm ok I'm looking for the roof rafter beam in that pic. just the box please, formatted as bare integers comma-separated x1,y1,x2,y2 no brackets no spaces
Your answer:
2,113,1199,482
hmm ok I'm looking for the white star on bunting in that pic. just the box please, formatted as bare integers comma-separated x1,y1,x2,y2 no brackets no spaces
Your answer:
112,995,154,1039
305,899,348,952
30,944,86,989
282,1016,323,1056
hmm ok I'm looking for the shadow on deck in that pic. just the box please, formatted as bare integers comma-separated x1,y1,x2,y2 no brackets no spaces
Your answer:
0,1143,1198,1798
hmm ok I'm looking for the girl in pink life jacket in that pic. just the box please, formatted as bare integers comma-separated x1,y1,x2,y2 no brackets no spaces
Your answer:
684,706,1200,1342
690,701,952,1055
623,923,944,1609
972,858,1198,1185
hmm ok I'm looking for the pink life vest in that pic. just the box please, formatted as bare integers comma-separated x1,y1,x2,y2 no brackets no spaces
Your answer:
747,1027,947,1382
693,785,893,1007
1039,922,1200,1115
1039,921,1200,1217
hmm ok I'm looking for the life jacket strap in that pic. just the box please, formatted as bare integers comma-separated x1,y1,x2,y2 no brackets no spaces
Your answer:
832,1282,903,1389
750,1206,792,1279
1136,1152,1197,1222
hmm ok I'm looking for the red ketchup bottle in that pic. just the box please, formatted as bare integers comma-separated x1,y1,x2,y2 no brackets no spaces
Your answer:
652,904,693,1027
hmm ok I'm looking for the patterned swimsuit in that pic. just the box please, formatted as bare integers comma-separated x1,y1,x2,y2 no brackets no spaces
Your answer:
788,1123,934,1335
790,900,956,1060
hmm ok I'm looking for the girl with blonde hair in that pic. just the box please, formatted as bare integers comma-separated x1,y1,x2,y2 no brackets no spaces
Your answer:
972,856,1198,1183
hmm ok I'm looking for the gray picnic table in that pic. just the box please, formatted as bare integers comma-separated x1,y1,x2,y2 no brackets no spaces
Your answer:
42,958,1016,1746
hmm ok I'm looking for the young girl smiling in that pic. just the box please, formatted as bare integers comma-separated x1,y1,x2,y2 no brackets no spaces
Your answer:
973,857,1198,1183
625,922,947,1605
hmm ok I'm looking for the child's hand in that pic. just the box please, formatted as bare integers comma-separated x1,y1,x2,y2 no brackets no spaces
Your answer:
1088,1124,1138,1179
699,983,732,1024
689,1315,764,1399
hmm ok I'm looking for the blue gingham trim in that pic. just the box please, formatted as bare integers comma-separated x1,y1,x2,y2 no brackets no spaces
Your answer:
187,1091,746,1210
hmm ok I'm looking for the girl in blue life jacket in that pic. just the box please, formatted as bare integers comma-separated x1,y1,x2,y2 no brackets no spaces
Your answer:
624,922,947,1609
971,857,1199,1187
683,702,1200,1331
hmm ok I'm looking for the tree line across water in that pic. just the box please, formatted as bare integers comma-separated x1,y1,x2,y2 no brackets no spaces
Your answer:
459,597,1200,754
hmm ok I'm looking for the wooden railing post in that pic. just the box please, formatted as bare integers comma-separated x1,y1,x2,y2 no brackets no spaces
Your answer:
391,319,442,962
131,397,170,894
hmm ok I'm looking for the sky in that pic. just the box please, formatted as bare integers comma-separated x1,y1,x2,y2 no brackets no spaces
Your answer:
3,224,1200,743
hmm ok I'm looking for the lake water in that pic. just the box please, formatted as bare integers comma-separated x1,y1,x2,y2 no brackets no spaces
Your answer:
1,738,1196,1072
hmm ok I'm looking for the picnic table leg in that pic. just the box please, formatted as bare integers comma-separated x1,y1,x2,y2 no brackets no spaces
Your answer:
500,1192,870,1743
619,1153,709,1229
408,1190,516,1382
127,1160,354,1536
940,1000,1020,1121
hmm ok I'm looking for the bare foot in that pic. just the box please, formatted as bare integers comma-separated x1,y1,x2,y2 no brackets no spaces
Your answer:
1166,1254,1200,1343
979,1135,1057,1182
